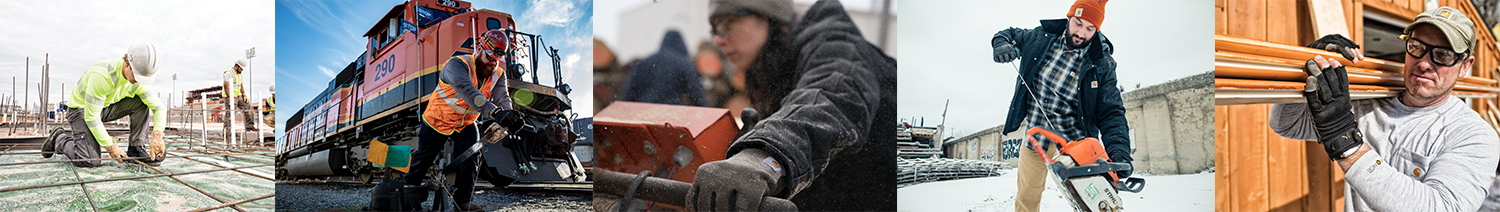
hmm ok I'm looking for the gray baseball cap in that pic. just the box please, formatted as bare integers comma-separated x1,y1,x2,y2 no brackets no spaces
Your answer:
710,0,794,25
1404,6,1477,53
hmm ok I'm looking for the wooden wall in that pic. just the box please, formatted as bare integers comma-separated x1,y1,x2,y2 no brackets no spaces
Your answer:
1216,0,1499,211
1215,104,1345,211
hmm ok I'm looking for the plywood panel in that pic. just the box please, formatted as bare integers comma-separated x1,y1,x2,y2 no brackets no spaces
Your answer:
1215,105,1231,212
1306,140,1333,211
1217,0,1229,34
1265,0,1301,46
1267,104,1305,211
1353,2,1365,48
1229,104,1270,211
1308,0,1352,37
1227,0,1269,40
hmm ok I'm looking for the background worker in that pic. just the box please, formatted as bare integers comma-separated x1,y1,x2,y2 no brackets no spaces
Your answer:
401,29,516,211
1271,7,1499,211
222,58,258,132
262,85,275,128
43,43,169,167
685,0,898,211
621,30,708,106
989,1,1135,211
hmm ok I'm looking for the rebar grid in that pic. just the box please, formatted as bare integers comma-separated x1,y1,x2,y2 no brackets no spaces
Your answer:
0,133,276,211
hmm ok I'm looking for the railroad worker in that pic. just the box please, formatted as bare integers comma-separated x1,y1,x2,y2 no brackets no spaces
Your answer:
43,43,169,167
402,29,514,211
621,29,708,106
1271,7,1499,211
685,0,897,211
222,58,258,132
989,1,1134,211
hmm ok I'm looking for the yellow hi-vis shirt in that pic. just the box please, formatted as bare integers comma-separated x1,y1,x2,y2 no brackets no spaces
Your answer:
67,59,168,147
223,69,243,98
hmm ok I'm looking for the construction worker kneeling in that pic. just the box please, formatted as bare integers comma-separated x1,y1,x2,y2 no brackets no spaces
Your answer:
43,43,170,167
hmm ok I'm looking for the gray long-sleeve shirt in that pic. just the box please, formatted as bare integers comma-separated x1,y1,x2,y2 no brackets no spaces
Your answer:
1270,95,1500,212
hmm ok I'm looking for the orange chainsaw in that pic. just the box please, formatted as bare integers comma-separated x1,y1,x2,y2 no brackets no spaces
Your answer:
1025,126,1145,212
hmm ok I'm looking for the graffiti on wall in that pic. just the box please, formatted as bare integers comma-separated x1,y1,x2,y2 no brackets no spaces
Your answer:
1000,138,1023,160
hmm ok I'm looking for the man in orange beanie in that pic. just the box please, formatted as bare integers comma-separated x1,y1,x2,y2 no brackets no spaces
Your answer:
990,0,1133,211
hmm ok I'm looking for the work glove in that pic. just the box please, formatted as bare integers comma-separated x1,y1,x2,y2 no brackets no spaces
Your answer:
491,109,524,127
104,144,128,161
688,148,783,212
1306,34,1365,64
1303,56,1365,161
993,42,1021,63
1108,150,1133,179
148,130,165,160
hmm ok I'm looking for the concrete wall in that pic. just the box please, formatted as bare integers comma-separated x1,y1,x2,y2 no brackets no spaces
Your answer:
942,125,1025,166
1122,71,1215,174
941,72,1214,173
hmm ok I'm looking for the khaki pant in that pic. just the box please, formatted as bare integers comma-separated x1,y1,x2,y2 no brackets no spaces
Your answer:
1014,121,1062,212
1015,142,1058,212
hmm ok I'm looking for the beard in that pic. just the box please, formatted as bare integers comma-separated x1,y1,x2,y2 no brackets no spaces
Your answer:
1065,32,1092,49
1401,67,1458,106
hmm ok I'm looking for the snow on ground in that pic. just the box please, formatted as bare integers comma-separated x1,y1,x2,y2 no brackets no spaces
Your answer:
898,169,1214,211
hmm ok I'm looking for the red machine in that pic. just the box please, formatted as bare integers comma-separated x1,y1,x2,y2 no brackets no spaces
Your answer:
592,102,740,184
1025,127,1145,212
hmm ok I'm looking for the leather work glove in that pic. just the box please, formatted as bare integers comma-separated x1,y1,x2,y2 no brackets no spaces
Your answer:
105,144,128,161
1303,55,1365,161
1306,34,1365,64
687,148,784,211
993,42,1021,63
149,130,166,160
491,109,524,127
1108,151,1133,179
483,123,509,144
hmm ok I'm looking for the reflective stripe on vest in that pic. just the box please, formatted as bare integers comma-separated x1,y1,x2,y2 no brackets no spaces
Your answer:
422,54,497,135
436,80,481,115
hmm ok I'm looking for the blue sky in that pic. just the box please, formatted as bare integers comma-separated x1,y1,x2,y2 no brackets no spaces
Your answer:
275,0,594,138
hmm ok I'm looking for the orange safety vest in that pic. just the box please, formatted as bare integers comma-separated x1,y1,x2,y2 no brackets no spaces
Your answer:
422,55,496,135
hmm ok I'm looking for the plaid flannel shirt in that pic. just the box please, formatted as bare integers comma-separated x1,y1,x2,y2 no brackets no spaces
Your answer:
1026,38,1088,141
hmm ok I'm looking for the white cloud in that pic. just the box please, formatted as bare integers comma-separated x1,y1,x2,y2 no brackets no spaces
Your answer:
316,65,337,78
524,0,581,27
562,53,581,79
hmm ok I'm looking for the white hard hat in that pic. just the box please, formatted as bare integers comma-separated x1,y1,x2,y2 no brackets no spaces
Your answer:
269,85,275,92
235,58,249,70
126,43,158,84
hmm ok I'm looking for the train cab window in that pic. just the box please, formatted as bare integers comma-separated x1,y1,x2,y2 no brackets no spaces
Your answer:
487,18,501,30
